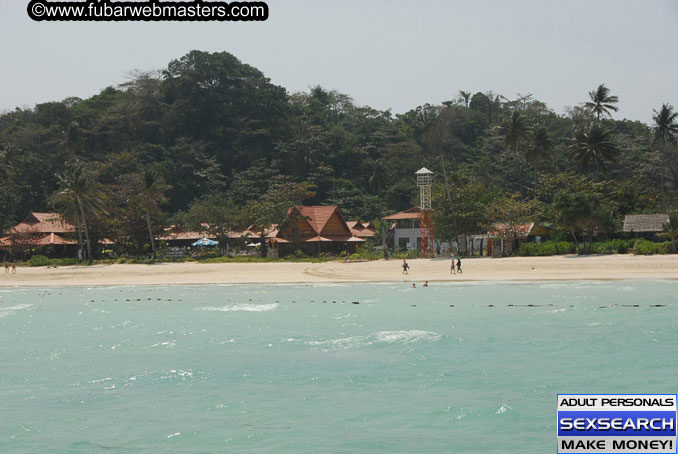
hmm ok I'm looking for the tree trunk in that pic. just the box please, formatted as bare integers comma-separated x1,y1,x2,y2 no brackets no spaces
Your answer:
659,144,665,192
260,231,267,258
77,198,92,264
534,163,538,193
382,223,389,260
439,154,458,236
75,214,84,260
145,212,156,259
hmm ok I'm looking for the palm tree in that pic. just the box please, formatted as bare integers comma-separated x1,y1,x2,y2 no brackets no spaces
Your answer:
659,212,678,253
50,162,105,264
569,124,619,180
584,84,619,120
137,170,170,259
501,110,531,197
458,90,471,108
651,103,678,190
49,192,84,259
367,158,388,194
525,126,552,190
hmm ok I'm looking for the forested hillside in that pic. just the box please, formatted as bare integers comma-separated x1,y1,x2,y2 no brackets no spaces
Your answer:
1,50,677,255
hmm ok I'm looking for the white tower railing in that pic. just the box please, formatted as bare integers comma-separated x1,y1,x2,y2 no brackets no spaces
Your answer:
416,167,433,210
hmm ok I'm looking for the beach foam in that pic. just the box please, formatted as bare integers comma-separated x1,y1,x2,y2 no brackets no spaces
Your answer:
197,303,279,312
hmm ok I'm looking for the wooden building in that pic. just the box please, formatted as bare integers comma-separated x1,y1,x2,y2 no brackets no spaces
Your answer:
0,212,78,255
346,221,377,239
266,206,365,257
622,214,669,240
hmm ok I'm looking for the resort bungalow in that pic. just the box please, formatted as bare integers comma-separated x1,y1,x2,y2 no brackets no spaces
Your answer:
488,222,551,256
0,212,78,256
622,214,669,240
346,221,377,239
383,207,422,251
264,206,365,257
158,224,215,248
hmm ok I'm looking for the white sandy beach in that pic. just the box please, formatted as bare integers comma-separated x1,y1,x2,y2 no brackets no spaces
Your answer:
0,255,677,287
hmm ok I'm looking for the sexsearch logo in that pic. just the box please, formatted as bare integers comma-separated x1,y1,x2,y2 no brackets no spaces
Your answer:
557,394,677,453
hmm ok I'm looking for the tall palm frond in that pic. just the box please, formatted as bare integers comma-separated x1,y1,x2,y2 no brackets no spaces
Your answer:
569,124,619,179
584,84,618,120
525,127,552,165
651,103,678,149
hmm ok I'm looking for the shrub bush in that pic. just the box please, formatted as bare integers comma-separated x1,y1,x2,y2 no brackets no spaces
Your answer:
350,245,382,261
519,241,575,256
590,239,635,255
630,239,673,255
53,258,79,266
28,255,50,267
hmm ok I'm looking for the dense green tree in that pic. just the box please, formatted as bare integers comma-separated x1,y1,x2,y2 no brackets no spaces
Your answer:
659,212,678,253
525,126,553,190
501,110,531,197
552,191,614,251
187,194,245,254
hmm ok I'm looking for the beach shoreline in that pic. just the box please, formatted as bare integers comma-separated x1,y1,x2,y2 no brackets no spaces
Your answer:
1,254,677,287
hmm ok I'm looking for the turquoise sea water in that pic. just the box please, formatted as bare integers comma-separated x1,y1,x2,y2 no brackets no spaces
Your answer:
1,281,677,453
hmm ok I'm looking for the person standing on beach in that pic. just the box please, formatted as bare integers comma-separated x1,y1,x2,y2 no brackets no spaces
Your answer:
4,261,8,273
402,259,409,275
450,257,456,274
456,257,462,274
11,263,16,274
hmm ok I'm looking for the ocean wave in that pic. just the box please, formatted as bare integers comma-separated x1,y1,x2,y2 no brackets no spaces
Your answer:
0,303,33,317
496,403,513,414
0,303,33,311
308,330,441,349
197,303,279,312
374,330,441,343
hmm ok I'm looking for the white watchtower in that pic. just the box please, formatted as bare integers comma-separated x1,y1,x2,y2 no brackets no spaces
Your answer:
415,167,434,257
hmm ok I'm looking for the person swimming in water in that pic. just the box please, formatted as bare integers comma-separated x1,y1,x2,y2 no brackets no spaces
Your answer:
423,281,428,287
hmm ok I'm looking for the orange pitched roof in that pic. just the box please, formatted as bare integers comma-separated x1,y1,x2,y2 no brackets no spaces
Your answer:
36,233,78,246
291,206,346,235
383,207,421,220
490,222,535,238
158,230,208,241
347,220,376,238
9,212,75,234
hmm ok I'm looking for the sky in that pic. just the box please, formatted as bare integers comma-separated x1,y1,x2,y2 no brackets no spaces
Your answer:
1,0,677,124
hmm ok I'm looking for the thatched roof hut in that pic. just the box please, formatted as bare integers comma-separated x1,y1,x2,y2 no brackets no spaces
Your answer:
622,214,669,233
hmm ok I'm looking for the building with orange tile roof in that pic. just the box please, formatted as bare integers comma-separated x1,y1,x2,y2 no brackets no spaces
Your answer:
263,206,365,257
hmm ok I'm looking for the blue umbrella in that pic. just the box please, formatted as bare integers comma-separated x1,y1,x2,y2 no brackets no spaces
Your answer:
192,238,219,247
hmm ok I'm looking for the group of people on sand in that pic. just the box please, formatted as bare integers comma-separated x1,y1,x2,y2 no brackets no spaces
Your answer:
3,261,17,274
401,257,462,276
